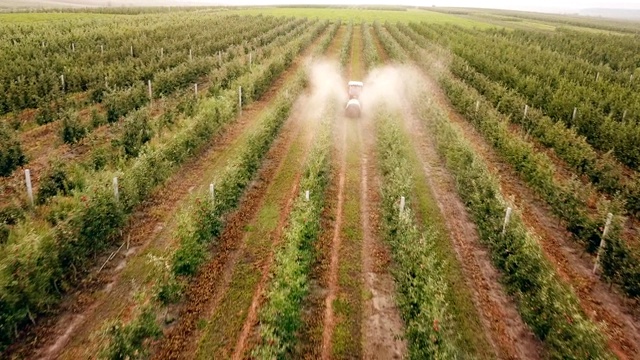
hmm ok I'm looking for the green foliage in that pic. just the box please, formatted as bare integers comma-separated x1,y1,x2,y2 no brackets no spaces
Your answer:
375,112,458,358
0,224,8,245
0,204,25,225
91,147,109,170
91,108,107,128
339,22,353,67
440,74,640,299
119,110,153,158
100,305,161,360
155,277,182,305
36,162,77,204
448,57,640,216
409,22,640,170
389,21,640,301
361,22,380,69
60,111,87,144
34,105,57,126
104,84,148,124
0,123,26,176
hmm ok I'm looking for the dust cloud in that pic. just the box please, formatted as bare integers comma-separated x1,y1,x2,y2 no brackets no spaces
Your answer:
358,65,421,117
298,59,348,121
297,60,421,121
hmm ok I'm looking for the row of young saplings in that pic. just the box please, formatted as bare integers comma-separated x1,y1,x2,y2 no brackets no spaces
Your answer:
411,22,640,170
3,16,306,135
0,14,290,115
0,20,330,351
4,16,302,134
0,21,312,248
0,16,315,214
447,58,640,216
378,21,621,358
386,20,640,302
0,17,310,188
98,23,340,359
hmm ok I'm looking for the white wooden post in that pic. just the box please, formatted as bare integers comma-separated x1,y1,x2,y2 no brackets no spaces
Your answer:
630,74,634,82
210,183,215,202
249,52,252,67
593,213,613,274
596,72,600,81
194,83,198,96
25,169,34,206
239,86,242,110
305,190,310,201
113,177,119,201
399,196,405,214
72,42,75,52
475,100,480,112
60,74,65,90
148,80,152,100
100,44,104,55
572,107,577,122
189,48,192,61
523,105,529,118
130,45,133,57
502,207,512,235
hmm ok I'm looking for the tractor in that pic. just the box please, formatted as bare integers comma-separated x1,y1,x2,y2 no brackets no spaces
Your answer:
345,81,363,118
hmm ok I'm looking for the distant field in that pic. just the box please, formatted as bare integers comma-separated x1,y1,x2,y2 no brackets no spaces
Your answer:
222,7,494,28
0,12,115,22
0,7,494,27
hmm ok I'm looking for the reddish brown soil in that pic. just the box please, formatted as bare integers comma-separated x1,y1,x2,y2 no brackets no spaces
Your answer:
421,70,640,359
230,174,301,360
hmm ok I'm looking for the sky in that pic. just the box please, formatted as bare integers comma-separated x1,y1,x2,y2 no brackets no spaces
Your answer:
213,0,640,12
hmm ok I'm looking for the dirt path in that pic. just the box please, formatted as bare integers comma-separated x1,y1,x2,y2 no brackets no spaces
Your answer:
4,32,323,360
320,115,347,359
360,108,407,359
419,69,640,359
320,23,369,359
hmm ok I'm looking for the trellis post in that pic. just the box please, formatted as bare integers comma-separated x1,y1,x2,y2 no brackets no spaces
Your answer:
593,213,614,274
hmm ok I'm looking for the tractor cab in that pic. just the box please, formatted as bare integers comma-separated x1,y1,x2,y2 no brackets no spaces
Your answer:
348,81,363,99
345,81,363,118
